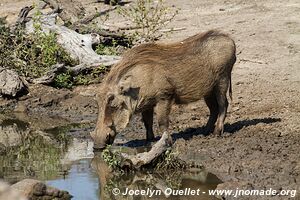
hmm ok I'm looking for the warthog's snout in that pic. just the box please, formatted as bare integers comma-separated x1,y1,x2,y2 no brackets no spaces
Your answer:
93,144,106,151
91,130,115,151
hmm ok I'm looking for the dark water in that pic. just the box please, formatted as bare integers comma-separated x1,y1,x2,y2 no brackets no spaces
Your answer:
0,114,221,200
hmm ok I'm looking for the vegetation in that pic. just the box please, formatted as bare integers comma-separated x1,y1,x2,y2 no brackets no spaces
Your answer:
0,15,76,80
0,0,179,89
95,41,119,56
155,148,187,170
118,0,179,43
53,65,108,88
0,15,109,89
0,131,69,181
101,145,122,170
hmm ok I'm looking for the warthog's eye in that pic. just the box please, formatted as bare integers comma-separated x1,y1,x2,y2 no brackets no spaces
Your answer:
107,122,116,133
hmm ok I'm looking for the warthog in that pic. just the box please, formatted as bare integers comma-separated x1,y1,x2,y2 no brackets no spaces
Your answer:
92,30,236,149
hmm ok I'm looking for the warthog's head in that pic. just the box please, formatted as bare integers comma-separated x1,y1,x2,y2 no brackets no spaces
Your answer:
91,75,139,150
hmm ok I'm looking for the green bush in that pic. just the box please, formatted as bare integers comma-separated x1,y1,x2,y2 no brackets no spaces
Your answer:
118,0,179,43
0,14,76,79
52,65,108,88
95,42,119,56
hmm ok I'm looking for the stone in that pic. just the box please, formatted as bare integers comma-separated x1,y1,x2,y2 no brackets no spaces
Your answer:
0,67,28,97
0,181,27,200
11,179,72,200
0,124,23,148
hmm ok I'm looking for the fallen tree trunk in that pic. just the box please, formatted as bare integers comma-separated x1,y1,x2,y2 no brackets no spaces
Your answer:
120,132,173,169
26,14,120,67
11,4,124,85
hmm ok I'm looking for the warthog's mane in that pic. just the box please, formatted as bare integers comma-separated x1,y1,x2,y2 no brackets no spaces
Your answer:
105,30,228,84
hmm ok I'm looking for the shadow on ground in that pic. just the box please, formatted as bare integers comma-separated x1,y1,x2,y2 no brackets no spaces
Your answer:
123,117,281,147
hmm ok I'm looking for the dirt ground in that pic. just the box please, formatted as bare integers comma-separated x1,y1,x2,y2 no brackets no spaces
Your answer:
0,0,299,199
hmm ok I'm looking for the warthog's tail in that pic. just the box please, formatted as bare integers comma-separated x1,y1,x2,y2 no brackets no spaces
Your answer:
229,75,233,102
228,53,236,103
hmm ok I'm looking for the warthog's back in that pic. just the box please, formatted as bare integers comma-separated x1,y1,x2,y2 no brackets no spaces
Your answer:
106,30,236,104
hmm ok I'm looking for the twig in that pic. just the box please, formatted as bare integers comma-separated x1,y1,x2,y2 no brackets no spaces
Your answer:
159,27,186,32
41,0,61,14
239,58,267,65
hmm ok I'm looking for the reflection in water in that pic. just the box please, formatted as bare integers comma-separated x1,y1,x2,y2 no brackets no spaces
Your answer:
0,115,92,183
92,153,221,200
0,115,221,200
0,122,68,183
47,159,99,200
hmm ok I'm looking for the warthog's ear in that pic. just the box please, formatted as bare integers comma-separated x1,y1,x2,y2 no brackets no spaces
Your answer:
118,75,139,100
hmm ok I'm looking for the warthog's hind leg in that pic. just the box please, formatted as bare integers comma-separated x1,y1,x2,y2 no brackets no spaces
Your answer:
213,78,229,136
204,92,219,134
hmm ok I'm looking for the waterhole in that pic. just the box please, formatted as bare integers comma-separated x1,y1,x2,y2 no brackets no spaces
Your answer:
0,114,221,200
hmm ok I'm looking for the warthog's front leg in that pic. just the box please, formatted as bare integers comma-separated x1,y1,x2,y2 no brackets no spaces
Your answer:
142,107,154,141
156,99,172,132
156,99,173,144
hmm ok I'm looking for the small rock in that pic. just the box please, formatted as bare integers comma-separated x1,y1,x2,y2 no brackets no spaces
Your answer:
0,67,28,97
14,102,28,113
10,179,72,200
0,125,23,148
0,181,27,200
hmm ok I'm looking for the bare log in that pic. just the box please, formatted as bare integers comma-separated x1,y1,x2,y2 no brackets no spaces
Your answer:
121,132,173,169
25,14,120,70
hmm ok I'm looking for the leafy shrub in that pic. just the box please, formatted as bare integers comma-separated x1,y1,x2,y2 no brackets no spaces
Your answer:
53,72,73,89
52,65,108,88
118,0,179,43
102,145,122,169
95,40,119,56
0,13,76,79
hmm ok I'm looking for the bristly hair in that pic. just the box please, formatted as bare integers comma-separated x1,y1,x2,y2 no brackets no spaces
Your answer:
105,30,229,83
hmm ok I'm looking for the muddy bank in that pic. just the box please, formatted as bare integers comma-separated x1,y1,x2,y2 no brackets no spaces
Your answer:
0,84,99,124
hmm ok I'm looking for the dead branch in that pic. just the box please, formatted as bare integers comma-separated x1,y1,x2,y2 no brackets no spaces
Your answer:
239,58,267,64
159,27,186,33
32,64,67,84
120,132,173,169
75,7,117,25
41,0,61,14
15,6,34,25
12,4,124,84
